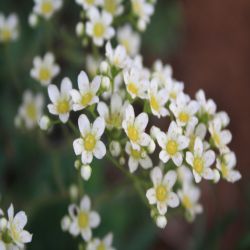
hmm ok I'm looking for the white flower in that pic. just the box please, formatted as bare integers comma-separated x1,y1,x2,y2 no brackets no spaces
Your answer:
123,68,149,99
97,93,127,129
186,137,215,183
122,104,151,150
73,115,106,164
70,71,101,111
33,0,62,19
131,0,154,30
117,25,140,56
105,42,128,69
86,55,102,78
152,60,172,87
125,142,152,173
208,118,232,150
47,77,73,123
170,93,199,127
76,0,102,10
177,165,194,185
68,195,100,241
156,121,189,166
146,167,179,215
215,111,230,128
17,90,44,129
102,0,124,16
87,233,115,250
86,7,115,47
7,204,32,248
166,80,184,102
216,151,241,183
195,89,216,116
0,13,19,43
30,52,60,86
178,183,203,221
148,78,169,118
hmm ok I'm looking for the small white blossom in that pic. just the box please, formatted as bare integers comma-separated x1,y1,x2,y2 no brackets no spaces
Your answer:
76,0,102,10
0,13,19,43
166,80,184,102
117,25,140,56
86,233,115,250
196,89,216,116
123,68,149,99
86,7,115,47
216,151,241,183
148,78,169,118
122,104,151,150
102,0,124,16
156,121,189,166
30,52,60,86
152,60,172,87
97,93,127,129
17,90,44,129
170,93,199,127
86,55,102,78
68,195,100,241
125,142,152,173
178,183,203,221
71,71,101,111
7,204,32,249
73,115,106,164
33,0,62,19
208,118,232,150
47,77,73,123
105,42,128,69
186,137,215,183
146,167,179,215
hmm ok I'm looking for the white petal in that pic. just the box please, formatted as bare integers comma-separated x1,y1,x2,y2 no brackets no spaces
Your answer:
178,136,189,150
167,192,179,208
204,150,215,167
80,195,91,211
163,170,177,188
135,113,148,131
159,150,170,163
139,133,151,147
202,168,214,180
89,212,100,228
139,156,153,169
157,202,167,215
78,114,90,136
69,221,80,236
172,152,183,167
128,157,139,173
81,150,93,164
194,137,203,156
146,188,156,204
125,104,135,123
73,138,84,155
103,233,113,246
150,167,163,185
70,89,82,103
78,71,89,92
92,117,105,137
93,141,106,159
186,152,194,166
221,130,232,145
81,228,92,241
227,170,241,183
48,84,60,103
61,77,72,95
59,113,69,123
47,104,58,115
97,102,109,118
20,230,32,243
7,204,14,220
13,211,27,229
193,170,202,183
90,76,101,93
156,131,167,148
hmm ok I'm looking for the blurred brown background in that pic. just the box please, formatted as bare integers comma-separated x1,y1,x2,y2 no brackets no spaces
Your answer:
154,0,250,249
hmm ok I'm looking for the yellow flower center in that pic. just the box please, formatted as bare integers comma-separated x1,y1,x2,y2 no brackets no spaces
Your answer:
57,100,70,114
77,212,89,229
93,22,105,38
39,67,51,81
221,163,228,178
104,0,117,14
86,0,95,4
182,195,192,210
84,133,96,151
26,103,37,121
170,92,177,100
127,125,139,142
132,1,143,16
97,242,106,250
1,28,11,42
156,185,168,202
127,83,138,96
107,113,122,128
131,148,141,159
193,157,204,174
150,95,160,112
41,1,53,14
81,92,93,106
179,112,189,123
166,140,178,156
213,132,221,146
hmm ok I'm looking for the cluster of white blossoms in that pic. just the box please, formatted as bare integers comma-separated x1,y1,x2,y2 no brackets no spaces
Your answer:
0,204,32,250
61,195,115,249
0,13,19,43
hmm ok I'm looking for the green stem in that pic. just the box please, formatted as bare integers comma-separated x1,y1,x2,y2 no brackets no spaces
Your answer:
68,120,78,135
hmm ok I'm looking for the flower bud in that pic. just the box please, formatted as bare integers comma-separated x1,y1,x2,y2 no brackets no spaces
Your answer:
213,169,220,183
28,13,38,27
109,141,121,157
61,216,71,232
137,19,146,31
69,184,78,200
74,160,81,170
39,115,50,130
81,165,92,181
14,115,21,128
76,22,84,36
119,157,125,165
101,76,111,91
100,61,109,74
156,215,167,229
147,139,156,154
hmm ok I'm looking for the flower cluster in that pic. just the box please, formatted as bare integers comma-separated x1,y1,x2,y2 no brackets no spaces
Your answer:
0,13,19,43
61,195,115,249
0,204,32,250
